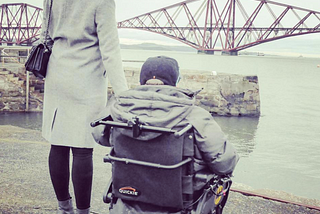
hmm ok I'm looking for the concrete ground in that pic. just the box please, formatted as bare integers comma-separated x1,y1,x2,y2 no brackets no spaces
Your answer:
0,125,319,214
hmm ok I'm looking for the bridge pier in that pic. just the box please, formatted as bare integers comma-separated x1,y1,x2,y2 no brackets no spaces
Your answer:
222,51,238,56
197,50,215,55
197,50,239,56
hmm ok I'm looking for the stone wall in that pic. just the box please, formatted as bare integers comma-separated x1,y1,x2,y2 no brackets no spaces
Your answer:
0,65,260,117
0,47,28,64
122,67,260,117
0,74,25,111
0,66,43,112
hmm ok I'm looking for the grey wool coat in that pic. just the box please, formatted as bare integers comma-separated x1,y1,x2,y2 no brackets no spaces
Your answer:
41,0,128,148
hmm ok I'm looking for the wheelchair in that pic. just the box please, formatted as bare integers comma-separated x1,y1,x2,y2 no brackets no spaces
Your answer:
91,117,232,214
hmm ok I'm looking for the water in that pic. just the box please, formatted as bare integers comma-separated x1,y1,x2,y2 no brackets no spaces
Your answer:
0,112,42,130
1,49,320,200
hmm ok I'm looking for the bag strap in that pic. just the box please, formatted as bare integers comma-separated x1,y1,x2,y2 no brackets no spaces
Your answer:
44,0,53,46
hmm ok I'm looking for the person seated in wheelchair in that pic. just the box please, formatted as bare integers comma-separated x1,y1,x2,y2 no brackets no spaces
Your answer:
92,56,239,213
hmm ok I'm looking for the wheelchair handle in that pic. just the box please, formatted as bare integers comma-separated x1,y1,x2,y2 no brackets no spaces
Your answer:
90,120,100,127
91,118,193,138
174,124,193,138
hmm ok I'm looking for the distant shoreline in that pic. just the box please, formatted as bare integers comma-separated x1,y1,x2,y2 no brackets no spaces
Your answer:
119,42,320,59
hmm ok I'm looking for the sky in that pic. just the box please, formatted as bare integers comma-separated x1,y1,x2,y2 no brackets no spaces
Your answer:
2,0,320,57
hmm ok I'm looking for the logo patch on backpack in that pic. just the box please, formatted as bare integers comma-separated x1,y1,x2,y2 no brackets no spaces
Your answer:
119,186,140,197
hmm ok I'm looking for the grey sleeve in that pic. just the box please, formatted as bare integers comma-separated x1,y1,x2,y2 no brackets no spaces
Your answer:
188,108,239,175
91,97,117,147
95,0,128,95
40,0,54,48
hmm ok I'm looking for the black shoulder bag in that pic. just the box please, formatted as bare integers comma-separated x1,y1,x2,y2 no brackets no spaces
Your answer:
25,0,53,79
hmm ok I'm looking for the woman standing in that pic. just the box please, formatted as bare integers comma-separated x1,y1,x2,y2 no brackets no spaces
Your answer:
40,0,128,213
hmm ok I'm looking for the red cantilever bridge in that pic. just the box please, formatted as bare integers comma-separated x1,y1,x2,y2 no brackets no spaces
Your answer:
1,0,320,55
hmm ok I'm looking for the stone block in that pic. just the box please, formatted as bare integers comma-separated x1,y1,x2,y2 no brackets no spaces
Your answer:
0,70,10,75
6,74,14,79
239,107,248,115
125,70,134,77
244,75,259,83
205,89,220,96
246,104,258,111
229,107,240,116
28,102,39,110
0,101,5,109
209,107,221,114
8,102,23,111
7,91,21,97
200,100,217,108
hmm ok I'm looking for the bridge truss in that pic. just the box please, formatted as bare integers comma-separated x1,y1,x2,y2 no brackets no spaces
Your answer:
118,0,320,54
1,1,320,53
0,3,42,45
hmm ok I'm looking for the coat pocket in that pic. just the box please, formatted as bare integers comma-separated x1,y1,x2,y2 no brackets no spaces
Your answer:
51,108,58,131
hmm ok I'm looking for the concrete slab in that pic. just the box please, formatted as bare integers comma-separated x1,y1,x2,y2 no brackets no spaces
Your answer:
0,125,319,214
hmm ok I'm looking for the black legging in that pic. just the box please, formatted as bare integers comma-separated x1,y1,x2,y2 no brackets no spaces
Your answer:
49,145,93,210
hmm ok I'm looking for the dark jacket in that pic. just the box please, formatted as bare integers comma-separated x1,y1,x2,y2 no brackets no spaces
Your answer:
93,85,239,174
92,85,239,213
